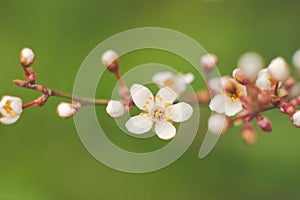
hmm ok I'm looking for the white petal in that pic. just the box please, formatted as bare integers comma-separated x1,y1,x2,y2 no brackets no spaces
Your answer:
106,100,124,118
292,111,300,127
224,98,243,116
130,84,154,111
152,72,173,86
255,76,271,90
10,98,23,114
182,73,195,84
155,121,176,140
209,94,226,114
125,115,153,134
166,102,193,122
155,87,177,106
0,115,20,125
208,114,229,135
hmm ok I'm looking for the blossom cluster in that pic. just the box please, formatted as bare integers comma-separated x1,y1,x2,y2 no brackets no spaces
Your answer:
1,47,300,144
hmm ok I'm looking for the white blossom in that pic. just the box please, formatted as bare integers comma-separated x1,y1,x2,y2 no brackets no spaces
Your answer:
209,78,246,116
125,84,193,140
106,100,124,118
152,72,194,95
0,96,23,125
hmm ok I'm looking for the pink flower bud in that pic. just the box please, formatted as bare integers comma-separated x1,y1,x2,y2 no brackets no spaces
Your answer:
280,103,295,115
242,124,257,145
257,115,272,132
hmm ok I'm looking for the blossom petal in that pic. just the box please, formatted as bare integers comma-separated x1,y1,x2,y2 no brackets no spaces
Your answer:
125,115,153,134
130,84,154,111
224,98,243,116
166,102,193,122
152,72,173,87
183,73,194,84
155,121,176,140
209,94,226,114
0,116,20,125
155,87,177,106
10,98,22,114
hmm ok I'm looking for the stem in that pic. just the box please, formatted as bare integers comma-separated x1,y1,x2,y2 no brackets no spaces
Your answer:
274,82,279,96
22,101,36,109
14,80,109,105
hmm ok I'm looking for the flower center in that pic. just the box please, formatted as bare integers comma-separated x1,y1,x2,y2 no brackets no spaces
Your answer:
150,106,165,122
3,100,16,116
224,81,243,100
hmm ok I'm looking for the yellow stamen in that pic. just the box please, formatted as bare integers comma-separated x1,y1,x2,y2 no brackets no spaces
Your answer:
3,100,16,116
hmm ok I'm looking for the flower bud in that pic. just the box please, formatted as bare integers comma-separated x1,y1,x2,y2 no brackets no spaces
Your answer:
267,57,289,82
292,111,300,128
280,103,295,115
237,52,264,81
208,114,230,135
242,124,257,145
106,100,125,118
101,50,119,72
57,102,81,119
292,49,300,70
232,68,248,85
257,115,272,132
200,53,218,71
20,47,35,68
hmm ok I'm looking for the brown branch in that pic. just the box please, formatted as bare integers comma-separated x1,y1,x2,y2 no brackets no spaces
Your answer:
13,79,109,105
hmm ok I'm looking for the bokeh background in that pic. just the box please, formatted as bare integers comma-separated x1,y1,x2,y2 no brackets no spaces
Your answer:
1,0,300,199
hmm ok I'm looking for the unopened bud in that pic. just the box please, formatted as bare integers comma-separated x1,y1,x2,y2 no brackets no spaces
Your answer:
200,53,218,71
237,52,264,81
280,103,295,115
101,50,119,72
242,124,257,145
232,68,248,85
20,48,35,68
106,100,125,118
257,115,272,132
267,57,289,82
57,102,81,119
284,77,296,91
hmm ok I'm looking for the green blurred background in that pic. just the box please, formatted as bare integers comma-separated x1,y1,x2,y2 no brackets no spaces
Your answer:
1,0,300,199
